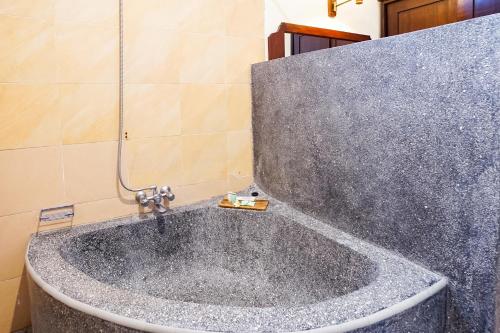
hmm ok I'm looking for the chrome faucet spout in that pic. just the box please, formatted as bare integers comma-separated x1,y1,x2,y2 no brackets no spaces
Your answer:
153,202,168,214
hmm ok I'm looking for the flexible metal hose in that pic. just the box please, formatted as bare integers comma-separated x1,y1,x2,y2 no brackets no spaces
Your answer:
117,0,156,193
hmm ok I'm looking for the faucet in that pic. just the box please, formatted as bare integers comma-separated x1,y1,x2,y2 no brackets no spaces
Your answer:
135,186,175,213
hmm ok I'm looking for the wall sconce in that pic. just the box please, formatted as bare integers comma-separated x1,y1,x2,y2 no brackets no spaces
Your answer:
328,0,363,17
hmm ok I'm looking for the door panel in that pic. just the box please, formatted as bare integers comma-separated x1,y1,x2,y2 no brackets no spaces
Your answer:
382,0,498,37
386,0,456,35
397,1,449,33
384,0,475,36
334,39,354,47
292,35,331,55
474,0,500,16
291,35,356,55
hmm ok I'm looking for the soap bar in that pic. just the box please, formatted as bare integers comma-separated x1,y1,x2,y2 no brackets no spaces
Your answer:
237,196,256,202
239,200,256,207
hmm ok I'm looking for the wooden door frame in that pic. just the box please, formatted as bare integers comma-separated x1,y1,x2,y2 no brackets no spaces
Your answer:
268,22,371,60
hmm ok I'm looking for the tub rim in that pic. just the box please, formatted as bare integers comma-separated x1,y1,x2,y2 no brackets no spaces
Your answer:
25,250,447,333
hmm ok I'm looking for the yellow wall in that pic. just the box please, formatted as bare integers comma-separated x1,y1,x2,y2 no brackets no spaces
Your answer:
0,0,264,331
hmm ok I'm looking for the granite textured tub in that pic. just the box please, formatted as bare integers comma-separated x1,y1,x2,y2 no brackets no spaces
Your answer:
27,193,448,332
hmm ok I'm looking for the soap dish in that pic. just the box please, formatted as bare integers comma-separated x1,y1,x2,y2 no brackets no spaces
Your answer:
218,198,269,211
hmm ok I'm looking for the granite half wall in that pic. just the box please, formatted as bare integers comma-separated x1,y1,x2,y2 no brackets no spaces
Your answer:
252,14,500,333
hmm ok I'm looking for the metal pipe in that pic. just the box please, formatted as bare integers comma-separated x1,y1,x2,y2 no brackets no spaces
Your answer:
117,0,156,193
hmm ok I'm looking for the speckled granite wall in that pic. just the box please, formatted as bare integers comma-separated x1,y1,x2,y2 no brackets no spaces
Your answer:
252,14,500,333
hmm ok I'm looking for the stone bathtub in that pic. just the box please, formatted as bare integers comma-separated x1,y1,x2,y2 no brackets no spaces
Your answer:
26,194,448,332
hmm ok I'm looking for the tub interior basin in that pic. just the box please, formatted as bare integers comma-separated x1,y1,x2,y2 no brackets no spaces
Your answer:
60,208,377,308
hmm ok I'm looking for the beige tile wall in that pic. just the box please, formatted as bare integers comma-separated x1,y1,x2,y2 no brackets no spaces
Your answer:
0,0,264,331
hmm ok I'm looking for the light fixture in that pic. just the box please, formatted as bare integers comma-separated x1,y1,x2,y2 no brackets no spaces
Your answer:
328,0,363,17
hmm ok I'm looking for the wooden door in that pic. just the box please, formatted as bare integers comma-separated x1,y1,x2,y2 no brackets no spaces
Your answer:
382,0,475,36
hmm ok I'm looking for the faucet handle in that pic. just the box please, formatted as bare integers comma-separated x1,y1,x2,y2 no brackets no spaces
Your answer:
135,191,149,207
159,186,175,201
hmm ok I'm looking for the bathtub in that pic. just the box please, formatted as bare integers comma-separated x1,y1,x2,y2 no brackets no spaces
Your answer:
26,194,448,332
